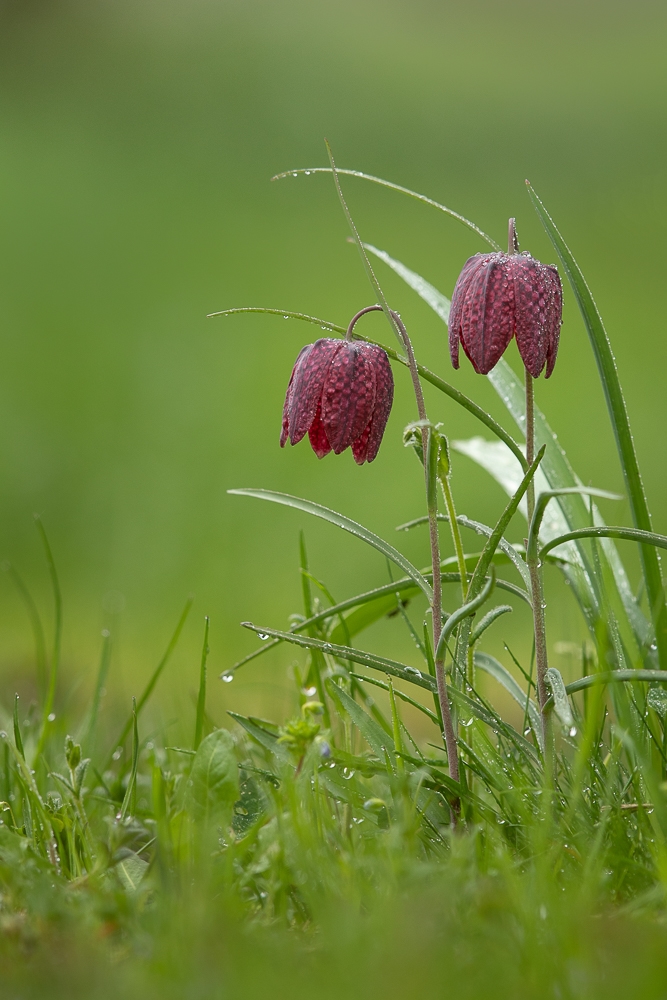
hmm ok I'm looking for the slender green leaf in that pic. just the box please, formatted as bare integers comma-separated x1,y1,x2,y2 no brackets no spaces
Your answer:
329,682,396,762
34,516,63,762
545,668,574,729
436,571,496,660
120,699,139,822
475,652,542,746
229,489,432,600
527,487,623,562
470,606,513,645
241,622,436,693
13,696,25,761
349,673,440,725
541,526,667,559
108,597,193,765
527,181,667,666
83,629,112,755
271,166,501,248
194,617,210,751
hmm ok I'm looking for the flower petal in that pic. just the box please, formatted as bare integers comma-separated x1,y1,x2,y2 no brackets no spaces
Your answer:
308,402,332,458
544,265,563,379
351,423,371,465
321,342,376,454
448,255,482,370
358,344,394,463
288,339,342,445
280,344,310,446
460,253,514,374
512,255,556,378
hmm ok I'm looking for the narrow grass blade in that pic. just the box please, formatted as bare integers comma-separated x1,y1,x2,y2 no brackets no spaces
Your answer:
241,622,436,693
83,629,112,755
436,571,496,660
3,563,48,695
563,669,667,697
527,181,667,666
474,652,542,745
545,668,574,728
527,487,623,561
13,696,25,761
108,597,193,763
194,617,210,751
325,142,404,354
229,489,432,600
329,682,396,762
120,699,139,821
349,673,440,725
271,166,501,249
33,516,63,762
228,712,291,762
206,306,345,333
230,570,528,676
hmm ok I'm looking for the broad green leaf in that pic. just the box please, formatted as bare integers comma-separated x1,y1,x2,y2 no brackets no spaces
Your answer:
229,489,432,601
116,852,149,893
190,729,239,824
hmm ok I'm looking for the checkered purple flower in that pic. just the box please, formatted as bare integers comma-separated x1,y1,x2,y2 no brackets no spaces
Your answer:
448,251,562,378
280,338,394,464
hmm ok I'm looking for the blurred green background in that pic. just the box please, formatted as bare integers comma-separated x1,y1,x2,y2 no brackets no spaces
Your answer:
0,0,666,738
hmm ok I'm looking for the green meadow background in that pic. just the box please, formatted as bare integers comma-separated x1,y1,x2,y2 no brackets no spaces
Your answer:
0,0,666,741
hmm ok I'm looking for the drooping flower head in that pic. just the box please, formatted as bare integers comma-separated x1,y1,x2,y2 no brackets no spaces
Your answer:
448,249,562,378
280,338,394,464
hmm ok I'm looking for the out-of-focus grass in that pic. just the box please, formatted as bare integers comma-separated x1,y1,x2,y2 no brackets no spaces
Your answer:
0,0,666,725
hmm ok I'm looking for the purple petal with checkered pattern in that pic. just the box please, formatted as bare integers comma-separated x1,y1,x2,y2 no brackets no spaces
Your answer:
321,342,376,454
448,249,562,378
353,344,394,464
286,338,342,445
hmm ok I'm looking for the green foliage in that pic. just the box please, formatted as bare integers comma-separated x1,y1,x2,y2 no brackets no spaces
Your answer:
5,165,667,999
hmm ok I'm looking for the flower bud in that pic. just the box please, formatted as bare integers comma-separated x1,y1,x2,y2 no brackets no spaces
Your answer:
448,251,562,378
280,338,394,464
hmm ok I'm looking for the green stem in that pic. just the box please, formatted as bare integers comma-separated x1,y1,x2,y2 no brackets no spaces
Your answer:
525,371,550,751
391,313,460,791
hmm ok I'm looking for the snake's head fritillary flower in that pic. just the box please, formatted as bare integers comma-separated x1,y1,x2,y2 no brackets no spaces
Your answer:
448,250,562,378
280,338,394,464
